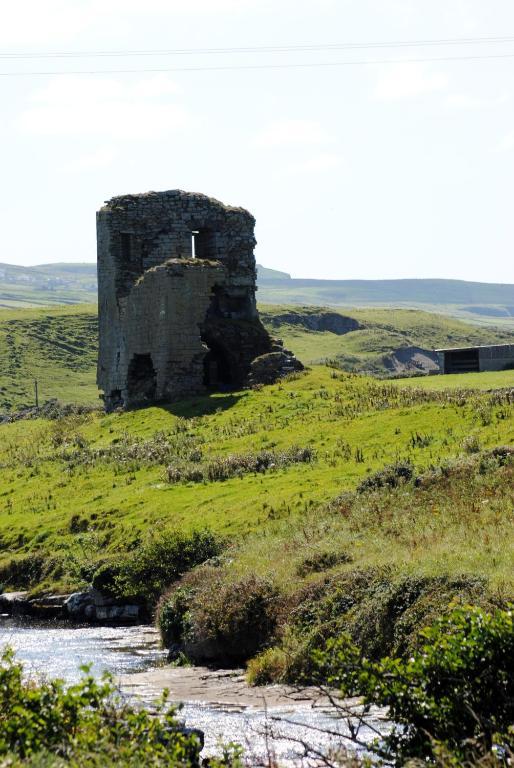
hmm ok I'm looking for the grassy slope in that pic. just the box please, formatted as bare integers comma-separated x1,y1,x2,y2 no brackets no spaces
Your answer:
1,303,513,412
0,305,98,410
261,305,514,366
257,277,514,329
0,366,512,592
395,369,514,390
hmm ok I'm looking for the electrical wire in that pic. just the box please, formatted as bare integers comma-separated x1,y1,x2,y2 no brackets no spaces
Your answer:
1,34,514,59
1,51,514,77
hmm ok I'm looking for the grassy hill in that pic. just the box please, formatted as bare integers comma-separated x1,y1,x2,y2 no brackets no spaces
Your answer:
2,260,514,329
1,303,513,412
0,366,512,684
262,305,514,373
0,305,98,410
258,273,514,327
0,262,97,308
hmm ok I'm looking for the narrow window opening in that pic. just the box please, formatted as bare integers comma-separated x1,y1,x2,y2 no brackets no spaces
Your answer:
120,232,132,260
191,230,199,259
191,228,217,259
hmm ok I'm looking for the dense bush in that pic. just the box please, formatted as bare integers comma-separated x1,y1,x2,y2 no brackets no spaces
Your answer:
91,561,127,598
157,572,281,666
317,605,514,765
105,529,222,605
248,569,494,685
0,647,202,766
165,446,314,485
357,461,415,493
0,554,50,590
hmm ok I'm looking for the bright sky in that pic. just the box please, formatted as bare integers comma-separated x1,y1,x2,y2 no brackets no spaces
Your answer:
1,0,514,282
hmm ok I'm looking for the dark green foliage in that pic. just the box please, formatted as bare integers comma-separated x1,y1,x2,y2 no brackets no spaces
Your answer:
251,569,493,685
317,606,514,765
295,549,353,577
68,514,90,534
0,554,47,589
158,587,193,650
115,529,222,604
157,572,280,666
0,647,201,766
357,461,415,493
91,561,126,598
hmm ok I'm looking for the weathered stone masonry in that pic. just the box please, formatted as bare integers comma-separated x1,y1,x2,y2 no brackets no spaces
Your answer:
97,190,294,410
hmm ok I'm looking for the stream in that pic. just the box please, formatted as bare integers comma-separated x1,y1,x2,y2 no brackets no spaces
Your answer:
0,617,390,765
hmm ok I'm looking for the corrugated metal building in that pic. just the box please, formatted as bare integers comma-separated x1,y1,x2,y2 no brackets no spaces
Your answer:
436,343,514,374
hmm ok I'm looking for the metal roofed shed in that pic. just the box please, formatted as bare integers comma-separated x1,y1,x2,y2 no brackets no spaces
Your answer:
436,343,514,375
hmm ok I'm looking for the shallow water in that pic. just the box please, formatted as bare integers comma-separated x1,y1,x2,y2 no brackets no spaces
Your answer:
0,617,388,765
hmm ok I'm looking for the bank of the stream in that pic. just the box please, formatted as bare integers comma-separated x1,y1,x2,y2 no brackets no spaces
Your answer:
0,617,389,764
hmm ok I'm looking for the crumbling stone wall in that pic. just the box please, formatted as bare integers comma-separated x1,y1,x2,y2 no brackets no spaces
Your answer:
97,190,274,409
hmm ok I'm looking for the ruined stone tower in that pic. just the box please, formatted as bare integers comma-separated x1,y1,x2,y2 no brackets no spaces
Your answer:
97,190,274,410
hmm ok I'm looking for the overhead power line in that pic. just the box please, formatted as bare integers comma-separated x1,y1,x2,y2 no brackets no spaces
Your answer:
1,34,514,59
1,51,514,77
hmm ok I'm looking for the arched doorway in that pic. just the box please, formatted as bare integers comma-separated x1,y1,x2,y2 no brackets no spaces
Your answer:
201,336,233,388
127,353,157,403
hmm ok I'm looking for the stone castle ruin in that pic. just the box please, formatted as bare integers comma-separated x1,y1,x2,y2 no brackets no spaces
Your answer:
97,190,301,410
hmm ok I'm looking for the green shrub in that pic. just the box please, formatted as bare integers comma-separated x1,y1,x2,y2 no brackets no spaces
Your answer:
318,605,514,765
295,549,353,577
165,446,314,485
116,529,222,604
246,647,288,685
0,554,48,589
158,572,280,666
91,561,127,598
0,647,201,766
357,461,414,493
157,586,193,650
249,569,493,685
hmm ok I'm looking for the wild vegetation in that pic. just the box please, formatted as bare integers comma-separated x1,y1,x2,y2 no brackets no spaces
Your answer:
154,446,513,671
310,604,514,766
0,364,512,592
0,647,204,767
0,302,512,764
2,303,514,411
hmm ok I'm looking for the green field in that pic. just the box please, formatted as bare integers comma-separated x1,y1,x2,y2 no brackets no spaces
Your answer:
1,303,513,412
0,305,98,410
0,365,512,592
263,305,514,369
396,369,514,391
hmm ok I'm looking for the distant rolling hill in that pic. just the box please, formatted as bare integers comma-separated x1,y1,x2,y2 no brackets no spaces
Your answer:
257,271,514,327
0,262,97,308
1,261,514,328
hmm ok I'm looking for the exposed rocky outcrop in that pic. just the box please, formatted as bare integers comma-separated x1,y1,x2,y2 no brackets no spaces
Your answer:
383,346,440,375
0,589,142,623
263,309,361,335
246,347,304,387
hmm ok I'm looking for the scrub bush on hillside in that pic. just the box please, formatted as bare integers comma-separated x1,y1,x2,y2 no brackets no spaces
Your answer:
313,605,514,765
0,648,202,766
